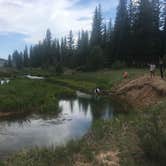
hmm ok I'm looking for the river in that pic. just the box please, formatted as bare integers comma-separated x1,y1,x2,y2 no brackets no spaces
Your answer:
0,95,115,159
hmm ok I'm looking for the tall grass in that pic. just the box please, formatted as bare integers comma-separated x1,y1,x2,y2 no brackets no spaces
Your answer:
0,78,74,113
137,105,166,166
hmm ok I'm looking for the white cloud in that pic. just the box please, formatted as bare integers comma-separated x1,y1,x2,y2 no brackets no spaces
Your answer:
0,0,117,44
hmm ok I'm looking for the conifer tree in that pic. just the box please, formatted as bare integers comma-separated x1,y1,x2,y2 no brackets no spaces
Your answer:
68,30,74,51
23,46,29,67
90,4,103,47
136,0,154,64
152,0,160,32
44,29,52,67
113,0,130,62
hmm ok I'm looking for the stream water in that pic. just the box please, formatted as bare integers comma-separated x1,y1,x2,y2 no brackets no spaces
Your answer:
0,95,115,159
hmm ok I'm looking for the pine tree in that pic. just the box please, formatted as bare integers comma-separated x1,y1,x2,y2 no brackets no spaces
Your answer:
151,0,162,62
44,29,52,67
68,30,74,51
136,0,154,64
102,22,107,46
52,39,56,65
160,0,166,30
128,0,139,33
152,0,160,32
61,36,68,66
104,18,113,67
66,30,75,67
113,0,130,62
107,18,113,42
77,30,89,67
56,39,61,62
60,37,66,64
23,46,29,67
163,1,166,56
12,50,23,69
90,4,103,47
77,31,81,50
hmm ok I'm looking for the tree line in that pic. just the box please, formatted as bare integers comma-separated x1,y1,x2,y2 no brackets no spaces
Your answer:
7,0,166,70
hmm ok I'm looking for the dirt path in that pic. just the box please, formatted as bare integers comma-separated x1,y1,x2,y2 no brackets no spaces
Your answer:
115,75,166,108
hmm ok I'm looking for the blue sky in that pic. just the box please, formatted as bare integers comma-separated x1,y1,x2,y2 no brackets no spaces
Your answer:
0,0,118,59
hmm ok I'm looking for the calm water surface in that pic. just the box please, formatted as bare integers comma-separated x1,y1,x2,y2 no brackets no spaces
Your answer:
0,96,115,158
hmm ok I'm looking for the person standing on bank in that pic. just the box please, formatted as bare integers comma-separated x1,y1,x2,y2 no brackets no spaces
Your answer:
159,57,164,79
149,63,156,78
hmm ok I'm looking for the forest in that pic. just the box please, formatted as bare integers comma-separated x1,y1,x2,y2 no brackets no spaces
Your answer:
6,0,166,70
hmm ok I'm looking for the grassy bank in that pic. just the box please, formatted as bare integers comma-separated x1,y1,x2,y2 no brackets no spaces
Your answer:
49,68,148,92
0,78,74,114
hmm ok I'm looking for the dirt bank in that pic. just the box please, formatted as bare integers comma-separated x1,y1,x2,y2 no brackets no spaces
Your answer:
0,111,26,118
0,112,16,118
115,76,166,108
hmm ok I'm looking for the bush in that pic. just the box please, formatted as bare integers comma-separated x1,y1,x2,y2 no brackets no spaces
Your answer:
111,61,126,69
137,110,166,165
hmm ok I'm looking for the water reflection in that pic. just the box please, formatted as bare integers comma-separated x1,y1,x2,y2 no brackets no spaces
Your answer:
74,97,114,120
0,97,114,158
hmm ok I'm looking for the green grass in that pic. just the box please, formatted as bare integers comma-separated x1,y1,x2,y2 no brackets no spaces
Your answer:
0,78,74,113
49,68,148,92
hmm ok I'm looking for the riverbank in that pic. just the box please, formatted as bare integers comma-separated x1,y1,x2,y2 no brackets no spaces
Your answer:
0,78,75,117
1,68,166,165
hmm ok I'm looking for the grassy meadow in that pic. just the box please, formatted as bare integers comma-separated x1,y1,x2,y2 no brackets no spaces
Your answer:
49,68,148,92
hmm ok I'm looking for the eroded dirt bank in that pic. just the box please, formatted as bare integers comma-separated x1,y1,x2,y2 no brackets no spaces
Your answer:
115,76,166,108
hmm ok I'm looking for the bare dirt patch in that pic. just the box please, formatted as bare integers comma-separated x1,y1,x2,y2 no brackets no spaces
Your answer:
73,150,120,166
115,76,166,108
0,112,16,118
0,111,25,118
96,150,120,166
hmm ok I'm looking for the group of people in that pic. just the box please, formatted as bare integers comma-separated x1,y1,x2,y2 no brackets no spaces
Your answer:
122,59,165,80
94,59,165,96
